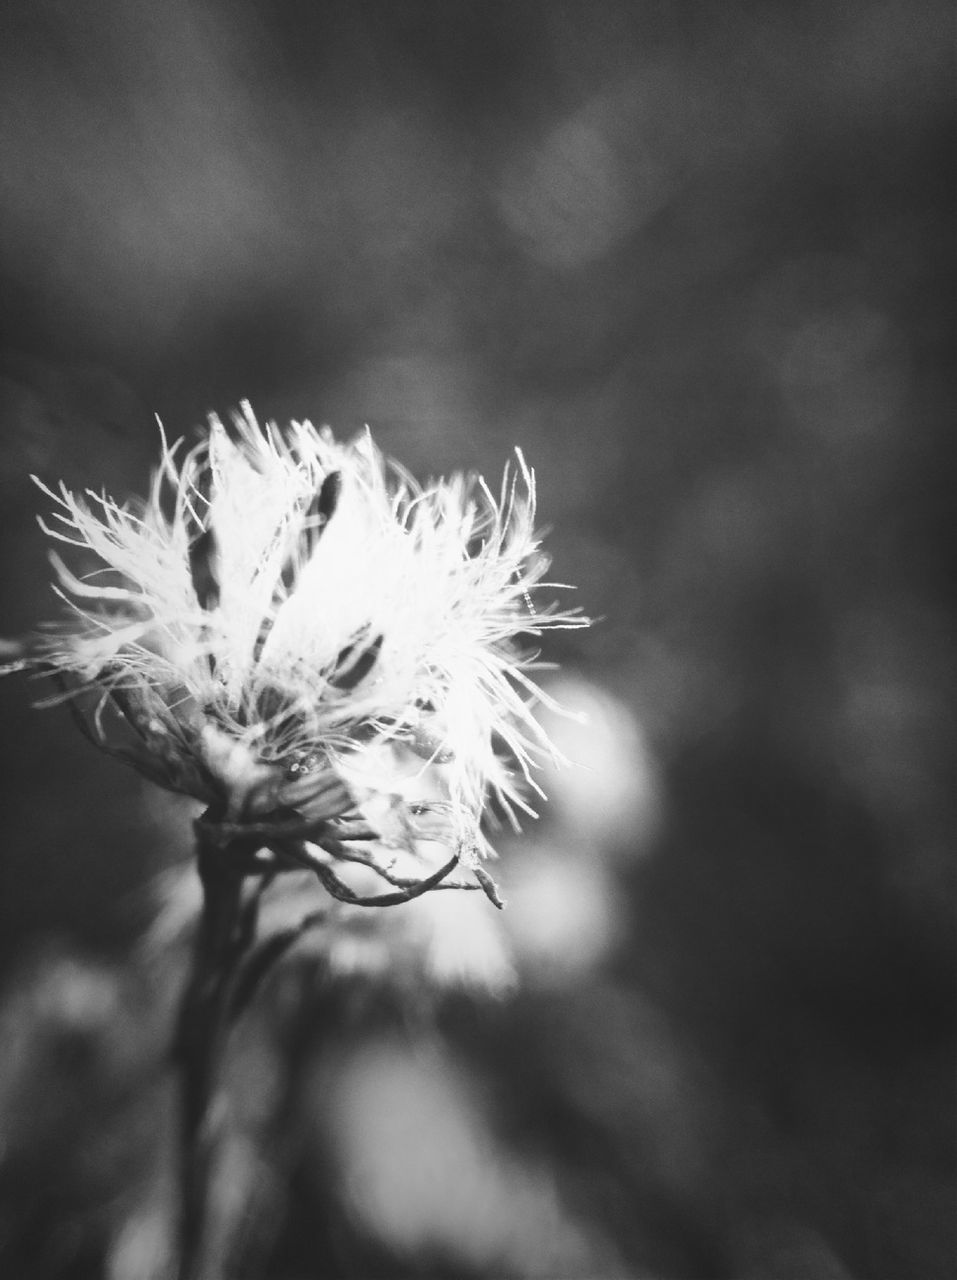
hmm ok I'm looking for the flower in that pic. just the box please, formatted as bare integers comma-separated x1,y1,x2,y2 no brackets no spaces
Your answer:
5,404,587,904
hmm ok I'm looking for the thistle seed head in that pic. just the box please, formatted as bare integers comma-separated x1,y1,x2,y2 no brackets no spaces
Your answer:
5,404,588,894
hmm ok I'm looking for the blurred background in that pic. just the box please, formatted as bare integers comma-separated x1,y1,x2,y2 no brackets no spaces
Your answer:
0,1,953,1277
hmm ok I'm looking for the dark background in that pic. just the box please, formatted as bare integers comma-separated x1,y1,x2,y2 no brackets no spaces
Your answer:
0,2,953,1278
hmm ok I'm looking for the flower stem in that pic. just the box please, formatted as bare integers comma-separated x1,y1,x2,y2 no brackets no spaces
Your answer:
174,824,248,1280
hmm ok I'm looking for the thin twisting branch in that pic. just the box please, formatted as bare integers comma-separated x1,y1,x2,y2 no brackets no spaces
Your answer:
236,870,277,954
273,838,462,906
194,810,375,849
229,907,328,1022
329,840,483,892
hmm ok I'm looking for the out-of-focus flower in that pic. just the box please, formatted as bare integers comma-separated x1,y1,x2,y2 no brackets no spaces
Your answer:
310,1038,628,1277
3,404,586,902
536,674,662,852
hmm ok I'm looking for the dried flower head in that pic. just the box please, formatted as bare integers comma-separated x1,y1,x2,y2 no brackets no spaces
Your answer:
4,404,586,905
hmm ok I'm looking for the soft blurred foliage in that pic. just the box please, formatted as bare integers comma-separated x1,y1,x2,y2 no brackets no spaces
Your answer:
0,1,953,1277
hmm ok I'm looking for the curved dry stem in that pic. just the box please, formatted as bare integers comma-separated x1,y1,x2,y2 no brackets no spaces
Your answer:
173,826,251,1280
